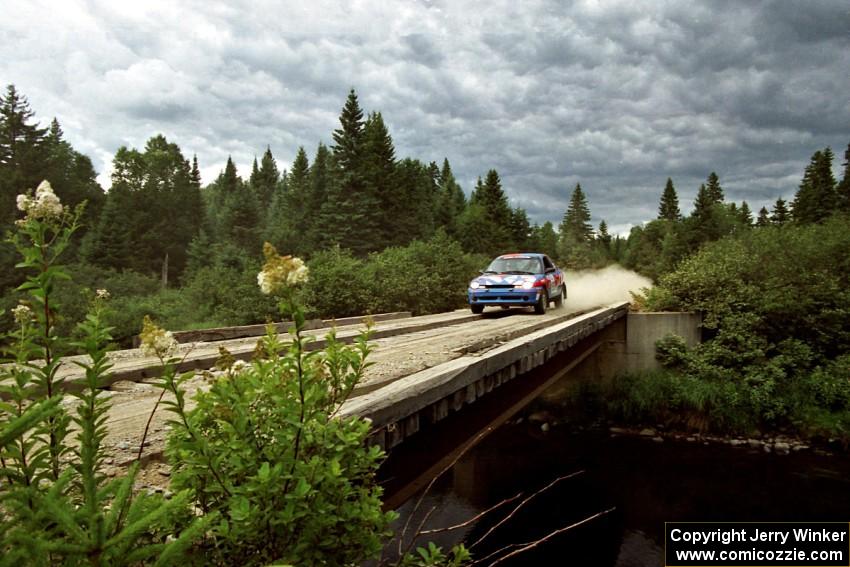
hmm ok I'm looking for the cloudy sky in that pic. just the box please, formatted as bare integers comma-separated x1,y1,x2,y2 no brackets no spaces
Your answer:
2,0,848,234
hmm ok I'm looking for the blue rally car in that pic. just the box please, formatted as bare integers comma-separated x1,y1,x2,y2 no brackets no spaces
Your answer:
467,253,567,315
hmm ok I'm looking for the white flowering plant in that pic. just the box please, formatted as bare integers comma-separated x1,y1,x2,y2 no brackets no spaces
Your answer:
154,241,394,565
1,181,205,563
257,241,309,306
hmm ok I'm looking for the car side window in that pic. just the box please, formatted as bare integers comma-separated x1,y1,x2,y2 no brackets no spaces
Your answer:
542,256,555,271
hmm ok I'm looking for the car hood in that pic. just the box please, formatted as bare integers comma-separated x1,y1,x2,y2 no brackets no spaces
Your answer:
473,274,538,286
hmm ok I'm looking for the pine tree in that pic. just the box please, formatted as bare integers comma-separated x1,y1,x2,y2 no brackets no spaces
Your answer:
190,155,202,188
0,86,105,286
254,147,280,207
41,117,104,233
559,183,594,243
0,84,48,225
838,141,850,213
392,158,438,244
301,143,331,254
249,157,260,190
770,197,790,225
468,169,512,252
756,206,770,227
86,181,132,270
791,148,837,224
361,112,397,248
473,170,512,228
597,219,612,257
325,89,381,254
206,157,260,256
739,201,753,226
332,89,364,174
658,178,681,221
282,147,311,254
86,136,203,279
705,172,724,203
509,207,531,250
558,183,595,268
686,182,724,248
435,158,466,238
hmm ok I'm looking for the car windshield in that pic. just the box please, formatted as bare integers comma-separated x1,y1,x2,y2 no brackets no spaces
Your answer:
484,256,542,274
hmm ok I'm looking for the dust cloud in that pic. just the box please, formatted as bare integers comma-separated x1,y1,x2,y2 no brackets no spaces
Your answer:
562,265,652,312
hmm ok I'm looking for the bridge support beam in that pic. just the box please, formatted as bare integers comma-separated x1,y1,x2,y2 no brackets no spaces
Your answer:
375,326,616,511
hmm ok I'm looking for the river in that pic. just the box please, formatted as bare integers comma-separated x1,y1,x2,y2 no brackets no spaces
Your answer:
392,420,850,566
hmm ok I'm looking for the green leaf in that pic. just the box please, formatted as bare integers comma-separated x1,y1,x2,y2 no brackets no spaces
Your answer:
258,461,271,481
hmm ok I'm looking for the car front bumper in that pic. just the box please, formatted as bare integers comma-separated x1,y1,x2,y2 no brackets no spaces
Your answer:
468,288,542,306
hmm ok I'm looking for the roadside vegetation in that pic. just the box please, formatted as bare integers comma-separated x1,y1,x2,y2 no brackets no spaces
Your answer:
616,214,850,442
607,144,850,443
0,186,470,565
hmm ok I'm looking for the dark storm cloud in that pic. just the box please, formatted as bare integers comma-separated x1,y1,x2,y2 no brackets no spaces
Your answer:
1,0,848,234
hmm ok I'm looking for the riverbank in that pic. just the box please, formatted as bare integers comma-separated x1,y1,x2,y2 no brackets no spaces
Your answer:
519,405,846,459
527,367,850,458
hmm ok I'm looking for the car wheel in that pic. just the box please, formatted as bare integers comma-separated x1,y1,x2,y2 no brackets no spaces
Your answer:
471,304,484,314
534,292,547,314
554,285,565,308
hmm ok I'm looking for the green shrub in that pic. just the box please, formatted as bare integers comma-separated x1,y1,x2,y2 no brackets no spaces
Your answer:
181,264,278,326
802,355,850,411
300,246,371,318
301,234,485,318
164,321,393,565
604,370,753,434
636,216,850,438
366,232,484,315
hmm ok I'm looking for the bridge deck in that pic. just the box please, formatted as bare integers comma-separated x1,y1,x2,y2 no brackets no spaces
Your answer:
50,302,624,485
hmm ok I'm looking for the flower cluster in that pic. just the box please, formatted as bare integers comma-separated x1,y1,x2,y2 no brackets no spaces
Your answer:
16,180,64,223
139,315,179,359
95,288,110,300
257,242,309,295
12,303,34,325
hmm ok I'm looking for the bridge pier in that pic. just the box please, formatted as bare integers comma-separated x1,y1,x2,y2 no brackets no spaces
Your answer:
567,311,702,382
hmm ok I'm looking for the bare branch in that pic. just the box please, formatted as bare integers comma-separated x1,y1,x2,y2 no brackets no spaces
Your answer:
418,492,523,536
475,507,616,567
468,470,585,551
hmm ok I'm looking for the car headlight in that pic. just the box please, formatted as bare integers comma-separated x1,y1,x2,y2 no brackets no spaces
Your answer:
520,281,534,289
470,281,481,289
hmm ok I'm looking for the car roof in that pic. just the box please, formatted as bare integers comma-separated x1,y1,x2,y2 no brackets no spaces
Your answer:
497,253,546,258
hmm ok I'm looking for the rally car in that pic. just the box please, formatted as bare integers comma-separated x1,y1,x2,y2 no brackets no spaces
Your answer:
467,253,566,315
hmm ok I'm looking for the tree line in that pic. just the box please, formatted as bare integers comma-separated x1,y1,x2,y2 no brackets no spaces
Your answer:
622,146,850,281
2,82,849,337
0,86,594,286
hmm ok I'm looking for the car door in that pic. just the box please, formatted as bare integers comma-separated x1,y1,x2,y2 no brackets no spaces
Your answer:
542,255,559,296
